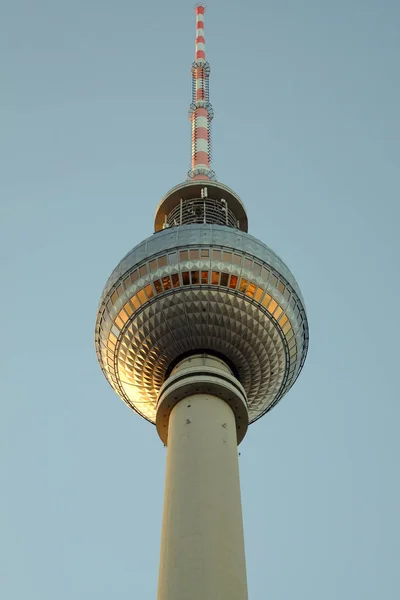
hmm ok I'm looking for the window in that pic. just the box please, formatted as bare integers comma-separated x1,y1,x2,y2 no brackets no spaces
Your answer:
223,251,232,263
286,327,294,341
149,259,157,272
212,271,219,285
118,309,129,324
229,275,238,289
253,262,262,276
191,271,199,284
124,301,133,316
201,248,209,258
212,249,221,261
239,278,248,293
111,325,120,337
262,293,272,308
168,251,177,264
153,280,162,294
270,274,278,288
182,271,190,285
171,273,180,287
139,265,147,278
162,276,172,291
254,287,264,302
220,272,229,286
114,316,124,329
261,267,270,281
190,249,199,260
158,255,167,268
130,295,140,310
145,284,154,299
244,258,252,270
268,299,278,314
180,250,189,261
201,271,209,284
282,321,292,335
246,282,256,297
137,289,147,304
279,314,288,327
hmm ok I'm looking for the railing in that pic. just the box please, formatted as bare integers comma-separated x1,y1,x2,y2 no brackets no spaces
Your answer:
165,197,239,229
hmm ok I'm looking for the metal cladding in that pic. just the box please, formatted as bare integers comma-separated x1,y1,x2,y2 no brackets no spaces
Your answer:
95,5,309,430
188,4,215,181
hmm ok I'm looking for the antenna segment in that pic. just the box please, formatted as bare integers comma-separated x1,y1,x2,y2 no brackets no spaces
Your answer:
187,4,216,181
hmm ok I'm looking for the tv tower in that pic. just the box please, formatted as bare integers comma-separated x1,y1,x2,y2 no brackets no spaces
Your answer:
95,5,309,600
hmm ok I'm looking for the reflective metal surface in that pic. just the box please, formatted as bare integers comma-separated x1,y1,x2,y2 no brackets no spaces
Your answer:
95,225,309,424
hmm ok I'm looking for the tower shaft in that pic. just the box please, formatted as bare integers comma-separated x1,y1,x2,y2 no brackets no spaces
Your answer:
157,357,248,600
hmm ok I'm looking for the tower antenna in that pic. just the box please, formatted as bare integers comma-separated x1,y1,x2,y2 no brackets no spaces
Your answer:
187,3,216,181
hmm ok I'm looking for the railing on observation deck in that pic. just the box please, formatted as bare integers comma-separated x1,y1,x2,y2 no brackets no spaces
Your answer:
164,197,239,229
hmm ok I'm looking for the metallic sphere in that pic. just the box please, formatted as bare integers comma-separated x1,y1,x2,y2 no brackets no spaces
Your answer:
95,187,309,425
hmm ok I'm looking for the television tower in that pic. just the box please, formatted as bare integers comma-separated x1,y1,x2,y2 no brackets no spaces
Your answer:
95,5,309,600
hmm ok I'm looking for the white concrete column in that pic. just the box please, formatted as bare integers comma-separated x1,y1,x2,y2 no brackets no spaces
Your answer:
156,355,248,600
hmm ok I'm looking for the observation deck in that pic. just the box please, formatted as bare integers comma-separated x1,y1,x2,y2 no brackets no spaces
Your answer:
165,197,239,229
154,180,248,233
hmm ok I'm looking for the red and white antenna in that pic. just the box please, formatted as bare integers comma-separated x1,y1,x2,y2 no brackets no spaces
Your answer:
187,3,216,181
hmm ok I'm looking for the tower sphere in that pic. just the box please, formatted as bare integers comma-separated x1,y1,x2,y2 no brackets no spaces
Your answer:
95,179,309,426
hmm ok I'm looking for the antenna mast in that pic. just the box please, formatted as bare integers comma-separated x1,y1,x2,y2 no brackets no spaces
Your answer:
187,3,216,181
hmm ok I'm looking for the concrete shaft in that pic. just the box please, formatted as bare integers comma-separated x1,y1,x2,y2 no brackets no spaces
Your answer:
157,355,248,600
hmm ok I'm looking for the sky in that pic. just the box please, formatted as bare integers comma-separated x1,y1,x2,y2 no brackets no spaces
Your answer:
1,0,400,598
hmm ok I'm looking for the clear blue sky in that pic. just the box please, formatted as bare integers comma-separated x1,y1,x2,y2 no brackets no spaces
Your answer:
1,0,399,598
